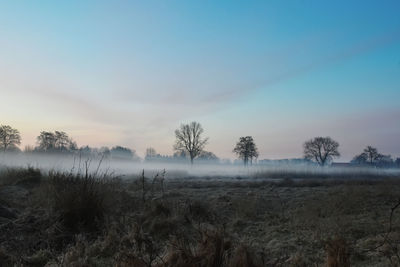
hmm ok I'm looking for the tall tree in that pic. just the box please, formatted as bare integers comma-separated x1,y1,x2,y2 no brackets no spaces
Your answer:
36,131,76,152
174,121,208,165
303,137,340,166
0,125,21,152
233,136,259,166
352,146,390,167
362,146,382,165
54,131,70,151
37,131,56,151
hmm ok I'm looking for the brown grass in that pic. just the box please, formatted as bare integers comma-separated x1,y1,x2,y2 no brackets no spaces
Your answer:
325,237,350,267
1,167,400,266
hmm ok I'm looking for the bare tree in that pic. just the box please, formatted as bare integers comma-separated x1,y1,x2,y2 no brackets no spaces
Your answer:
174,121,208,165
303,137,340,166
363,146,382,165
55,131,70,151
352,146,393,167
233,136,259,166
36,131,77,152
0,125,21,152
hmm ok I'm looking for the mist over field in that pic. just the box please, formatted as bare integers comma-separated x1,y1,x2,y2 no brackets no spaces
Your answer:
1,152,399,181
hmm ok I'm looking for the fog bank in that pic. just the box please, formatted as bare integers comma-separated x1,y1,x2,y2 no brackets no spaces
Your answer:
1,152,399,181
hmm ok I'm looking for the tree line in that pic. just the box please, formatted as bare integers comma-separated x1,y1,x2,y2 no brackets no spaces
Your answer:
1,123,399,168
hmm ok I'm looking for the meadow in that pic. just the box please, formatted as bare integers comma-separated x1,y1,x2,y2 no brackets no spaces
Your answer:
1,164,400,266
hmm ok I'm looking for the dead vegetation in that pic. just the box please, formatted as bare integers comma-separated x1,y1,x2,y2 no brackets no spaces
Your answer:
0,166,400,266
325,237,350,267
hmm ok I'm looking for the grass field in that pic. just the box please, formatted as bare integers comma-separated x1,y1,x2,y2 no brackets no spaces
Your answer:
1,166,400,266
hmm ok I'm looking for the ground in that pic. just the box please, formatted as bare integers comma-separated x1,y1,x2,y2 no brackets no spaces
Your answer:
0,167,400,266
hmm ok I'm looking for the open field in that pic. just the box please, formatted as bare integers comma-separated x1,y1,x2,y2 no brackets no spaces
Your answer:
1,166,400,266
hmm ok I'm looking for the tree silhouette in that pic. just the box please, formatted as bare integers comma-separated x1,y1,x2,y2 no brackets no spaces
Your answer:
303,137,340,166
174,121,208,165
395,158,400,167
233,136,259,166
197,151,219,161
110,146,134,160
363,146,382,165
145,147,157,160
36,131,76,152
0,125,21,152
352,146,390,167
351,153,368,165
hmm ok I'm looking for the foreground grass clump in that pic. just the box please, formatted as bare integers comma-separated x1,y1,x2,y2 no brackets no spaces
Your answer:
47,171,120,233
325,237,351,267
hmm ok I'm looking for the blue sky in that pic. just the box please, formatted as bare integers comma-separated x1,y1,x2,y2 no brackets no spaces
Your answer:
0,1,399,160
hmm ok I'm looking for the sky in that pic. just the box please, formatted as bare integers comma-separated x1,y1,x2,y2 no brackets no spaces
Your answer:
0,0,399,161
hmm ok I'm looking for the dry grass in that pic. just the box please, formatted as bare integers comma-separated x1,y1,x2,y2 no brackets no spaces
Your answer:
252,166,400,180
1,167,400,266
46,171,120,232
325,237,351,267
0,166,41,186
